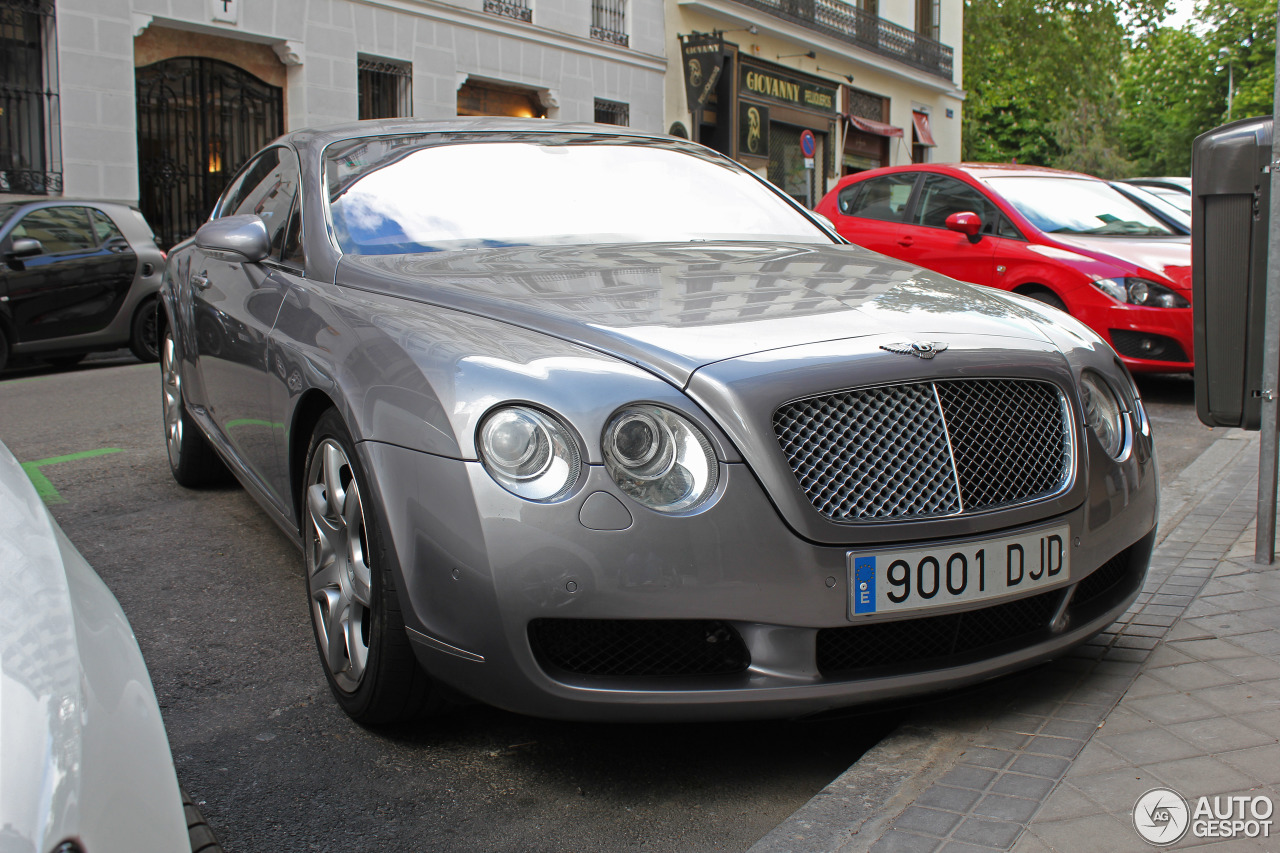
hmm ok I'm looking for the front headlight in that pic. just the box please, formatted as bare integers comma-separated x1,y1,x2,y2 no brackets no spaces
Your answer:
603,405,719,513
478,406,581,501
1079,371,1126,458
1091,277,1189,308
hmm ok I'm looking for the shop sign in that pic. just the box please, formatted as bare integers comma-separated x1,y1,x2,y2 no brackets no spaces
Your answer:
740,64,836,112
739,103,770,157
682,33,726,112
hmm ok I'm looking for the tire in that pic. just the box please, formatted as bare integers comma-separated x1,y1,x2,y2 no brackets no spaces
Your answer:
182,786,226,853
1023,287,1068,314
162,327,229,487
130,296,160,362
303,409,438,725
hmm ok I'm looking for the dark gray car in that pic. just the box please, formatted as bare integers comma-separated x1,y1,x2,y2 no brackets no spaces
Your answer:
159,119,1158,725
0,199,165,370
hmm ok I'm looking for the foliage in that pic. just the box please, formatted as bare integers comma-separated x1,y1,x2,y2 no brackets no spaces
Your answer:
963,0,1276,176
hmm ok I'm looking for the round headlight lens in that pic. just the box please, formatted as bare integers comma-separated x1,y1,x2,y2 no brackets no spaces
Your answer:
479,406,580,501
1079,372,1125,458
603,405,719,513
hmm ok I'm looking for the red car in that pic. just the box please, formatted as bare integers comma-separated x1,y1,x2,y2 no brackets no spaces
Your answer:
815,164,1192,373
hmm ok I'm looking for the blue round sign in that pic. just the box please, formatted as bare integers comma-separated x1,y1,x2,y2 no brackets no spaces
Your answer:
799,129,816,158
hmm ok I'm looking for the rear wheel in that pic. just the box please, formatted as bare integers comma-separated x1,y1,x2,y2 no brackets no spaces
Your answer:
0,327,8,373
130,296,160,362
162,327,229,486
303,409,438,725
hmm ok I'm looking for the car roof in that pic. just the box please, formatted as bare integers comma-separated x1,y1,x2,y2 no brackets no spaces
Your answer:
840,162,1105,184
285,117,678,150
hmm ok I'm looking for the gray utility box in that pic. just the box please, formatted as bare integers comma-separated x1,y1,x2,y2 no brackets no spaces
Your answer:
1193,115,1272,430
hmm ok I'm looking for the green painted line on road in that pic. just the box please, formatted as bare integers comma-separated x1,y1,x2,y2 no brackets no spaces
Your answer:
21,448,124,505
225,418,286,431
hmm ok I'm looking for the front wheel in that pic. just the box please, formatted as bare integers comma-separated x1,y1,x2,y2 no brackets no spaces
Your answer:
303,409,439,725
1022,287,1068,314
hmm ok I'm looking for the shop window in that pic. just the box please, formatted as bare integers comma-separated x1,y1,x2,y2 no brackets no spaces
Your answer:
484,0,532,23
591,0,628,47
594,99,629,126
457,80,547,118
358,57,412,120
0,0,60,195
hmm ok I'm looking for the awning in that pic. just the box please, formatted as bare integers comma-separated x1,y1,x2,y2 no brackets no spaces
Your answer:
912,111,937,147
846,115,904,138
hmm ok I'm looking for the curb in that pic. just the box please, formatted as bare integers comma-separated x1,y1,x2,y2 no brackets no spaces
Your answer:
749,428,1260,853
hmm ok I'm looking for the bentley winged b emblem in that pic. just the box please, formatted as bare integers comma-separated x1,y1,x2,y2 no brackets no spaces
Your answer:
881,341,950,359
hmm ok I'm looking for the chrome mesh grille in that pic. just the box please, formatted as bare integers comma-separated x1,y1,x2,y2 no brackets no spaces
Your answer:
774,379,1070,521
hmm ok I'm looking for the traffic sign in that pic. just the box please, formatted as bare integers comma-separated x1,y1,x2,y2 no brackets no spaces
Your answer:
799,129,816,158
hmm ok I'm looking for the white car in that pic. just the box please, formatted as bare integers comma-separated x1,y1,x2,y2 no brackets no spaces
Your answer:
0,438,192,853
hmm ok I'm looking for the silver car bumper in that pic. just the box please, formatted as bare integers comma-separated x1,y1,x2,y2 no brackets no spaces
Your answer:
363,441,1156,722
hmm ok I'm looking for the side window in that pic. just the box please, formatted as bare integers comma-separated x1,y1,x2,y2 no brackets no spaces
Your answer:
913,175,1000,232
836,184,864,216
841,174,916,223
11,207,96,254
994,214,1022,240
215,151,279,220
90,209,125,243
221,147,301,261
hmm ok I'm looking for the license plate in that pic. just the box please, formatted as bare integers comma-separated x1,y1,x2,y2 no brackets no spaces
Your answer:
847,524,1070,618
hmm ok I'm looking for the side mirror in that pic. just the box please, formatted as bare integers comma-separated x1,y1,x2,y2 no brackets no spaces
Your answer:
195,214,270,263
7,237,44,259
945,211,984,244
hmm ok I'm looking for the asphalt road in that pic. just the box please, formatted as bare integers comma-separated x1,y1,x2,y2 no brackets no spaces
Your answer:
0,355,1221,853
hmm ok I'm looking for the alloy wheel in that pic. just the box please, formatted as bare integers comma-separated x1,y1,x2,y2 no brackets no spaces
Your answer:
162,331,184,468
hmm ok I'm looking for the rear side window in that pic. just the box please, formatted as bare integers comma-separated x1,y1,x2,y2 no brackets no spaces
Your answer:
90,209,125,243
837,174,916,223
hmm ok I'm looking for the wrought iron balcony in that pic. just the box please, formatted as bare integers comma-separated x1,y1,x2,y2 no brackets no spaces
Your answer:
729,0,953,79
484,0,532,23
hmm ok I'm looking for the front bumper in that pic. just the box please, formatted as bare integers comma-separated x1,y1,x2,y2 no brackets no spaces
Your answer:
1074,300,1192,373
362,417,1158,721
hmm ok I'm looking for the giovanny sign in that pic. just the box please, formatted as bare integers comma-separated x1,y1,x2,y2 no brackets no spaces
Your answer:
1134,788,1274,845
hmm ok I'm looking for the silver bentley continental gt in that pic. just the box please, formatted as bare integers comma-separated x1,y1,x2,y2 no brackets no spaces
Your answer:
158,120,1157,725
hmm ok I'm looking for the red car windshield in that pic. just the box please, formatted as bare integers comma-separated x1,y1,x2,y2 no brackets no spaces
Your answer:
986,176,1179,238
324,134,833,254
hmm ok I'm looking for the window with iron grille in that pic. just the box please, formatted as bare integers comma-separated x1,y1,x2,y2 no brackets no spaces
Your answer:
594,99,629,126
591,0,628,46
0,0,60,195
358,57,412,120
484,0,532,23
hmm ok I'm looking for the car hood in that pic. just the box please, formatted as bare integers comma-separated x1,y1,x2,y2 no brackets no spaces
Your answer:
339,242,1060,386
1049,235,1191,291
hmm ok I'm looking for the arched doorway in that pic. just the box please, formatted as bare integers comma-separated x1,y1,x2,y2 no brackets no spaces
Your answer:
136,57,283,249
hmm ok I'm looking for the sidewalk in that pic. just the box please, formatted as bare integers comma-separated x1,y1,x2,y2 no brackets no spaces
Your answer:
751,429,1280,852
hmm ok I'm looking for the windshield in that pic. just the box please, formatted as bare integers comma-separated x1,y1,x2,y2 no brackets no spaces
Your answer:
1111,182,1190,232
325,135,832,254
986,176,1179,238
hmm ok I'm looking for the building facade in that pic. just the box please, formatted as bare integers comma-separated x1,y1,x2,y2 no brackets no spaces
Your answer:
3,0,665,246
664,0,964,204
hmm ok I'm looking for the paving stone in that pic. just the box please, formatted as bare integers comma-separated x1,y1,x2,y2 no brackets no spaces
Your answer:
1165,718,1277,753
939,765,999,791
976,730,1033,751
1065,741,1129,776
1125,693,1223,726
1182,613,1270,638
1144,645,1197,668
871,830,944,853
1032,783,1104,822
1040,719,1100,740
1235,709,1280,736
917,785,983,813
951,817,1023,848
1229,630,1280,658
939,841,1009,853
989,773,1055,801
1008,754,1070,780
1027,814,1151,853
893,807,964,837
1166,637,1253,661
1196,683,1280,715
1213,654,1280,683
1065,768,1166,813
971,793,1040,823
1161,621,1213,641
1218,743,1280,784
959,748,1015,770
990,714,1050,737
1122,672,1178,700
1008,834,1053,853
1024,736,1084,759
1145,661,1237,692
1095,728,1201,766
1049,702,1109,724
1144,755,1258,796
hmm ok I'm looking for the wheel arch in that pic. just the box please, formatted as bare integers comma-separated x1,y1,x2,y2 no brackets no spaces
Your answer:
1013,282,1067,308
289,388,340,530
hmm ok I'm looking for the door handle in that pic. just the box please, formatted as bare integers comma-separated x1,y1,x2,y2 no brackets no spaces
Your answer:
897,237,914,247
190,272,210,291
